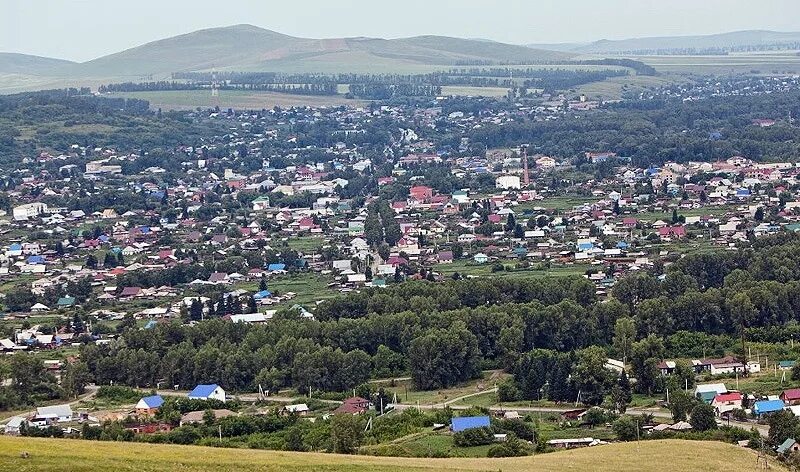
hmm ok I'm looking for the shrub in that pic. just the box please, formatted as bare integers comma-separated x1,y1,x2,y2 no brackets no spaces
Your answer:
453,426,494,447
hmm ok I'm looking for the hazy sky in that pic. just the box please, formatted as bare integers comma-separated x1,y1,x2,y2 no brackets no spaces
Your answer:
3,0,800,62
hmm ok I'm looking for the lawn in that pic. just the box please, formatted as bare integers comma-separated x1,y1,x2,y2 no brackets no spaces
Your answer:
363,432,495,458
0,436,785,472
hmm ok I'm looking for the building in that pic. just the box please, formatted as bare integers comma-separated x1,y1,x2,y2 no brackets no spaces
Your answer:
334,397,371,415
251,196,271,211
13,202,48,221
34,404,73,424
135,395,165,415
187,384,226,402
781,389,800,406
4,416,25,435
495,175,521,190
753,399,785,417
451,415,491,433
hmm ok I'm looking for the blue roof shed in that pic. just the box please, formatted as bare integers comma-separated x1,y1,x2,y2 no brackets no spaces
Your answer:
451,415,491,433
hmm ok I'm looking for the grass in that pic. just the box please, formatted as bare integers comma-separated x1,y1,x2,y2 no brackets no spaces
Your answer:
363,432,494,458
0,436,785,471
391,374,508,406
108,90,367,111
234,272,339,308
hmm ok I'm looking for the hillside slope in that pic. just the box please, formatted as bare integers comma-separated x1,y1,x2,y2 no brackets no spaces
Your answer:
61,24,571,78
0,436,786,472
0,53,76,75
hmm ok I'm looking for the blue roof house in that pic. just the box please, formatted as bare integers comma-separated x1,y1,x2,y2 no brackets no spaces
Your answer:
753,399,785,417
451,415,491,433
188,384,226,402
135,395,164,413
253,290,272,300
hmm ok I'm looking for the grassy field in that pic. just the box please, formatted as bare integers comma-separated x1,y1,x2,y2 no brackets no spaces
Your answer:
440,86,509,97
433,259,586,279
0,436,785,472
574,74,678,101
108,90,367,111
635,51,800,74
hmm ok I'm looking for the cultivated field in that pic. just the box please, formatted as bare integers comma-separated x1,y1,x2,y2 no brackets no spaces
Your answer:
107,90,367,111
635,51,800,74
0,436,785,472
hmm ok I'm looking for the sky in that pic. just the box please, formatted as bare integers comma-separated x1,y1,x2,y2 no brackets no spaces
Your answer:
2,0,800,62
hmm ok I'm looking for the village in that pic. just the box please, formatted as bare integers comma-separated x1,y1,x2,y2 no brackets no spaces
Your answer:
0,70,800,461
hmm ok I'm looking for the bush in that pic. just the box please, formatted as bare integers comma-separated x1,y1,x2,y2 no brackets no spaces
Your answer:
453,426,494,447
612,416,642,441
494,419,535,441
96,385,145,403
487,435,532,457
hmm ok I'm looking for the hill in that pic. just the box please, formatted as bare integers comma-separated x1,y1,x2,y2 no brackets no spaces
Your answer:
572,30,800,54
47,24,572,78
0,436,786,472
0,53,75,75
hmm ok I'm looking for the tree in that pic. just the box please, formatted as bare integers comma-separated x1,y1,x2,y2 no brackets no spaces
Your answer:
62,362,91,398
71,313,85,334
330,414,364,453
612,415,642,441
611,370,633,413
584,407,607,428
189,299,203,322
103,252,117,268
612,317,636,363
259,277,268,292
451,242,464,260
767,409,800,447
668,390,697,422
409,323,481,390
572,346,613,406
86,254,98,269
377,243,390,262
689,403,717,431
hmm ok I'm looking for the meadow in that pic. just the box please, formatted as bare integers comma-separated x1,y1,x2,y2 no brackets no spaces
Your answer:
0,436,784,472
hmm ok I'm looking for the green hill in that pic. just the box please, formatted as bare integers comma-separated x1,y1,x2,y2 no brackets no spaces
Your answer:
0,53,76,75
28,24,572,78
0,436,786,472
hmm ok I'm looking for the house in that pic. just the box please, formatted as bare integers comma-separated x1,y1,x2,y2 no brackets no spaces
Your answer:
282,403,310,416
135,395,165,415
753,399,785,417
712,392,743,415
451,415,491,433
496,175,521,190
334,397,371,415
781,389,800,406
777,438,800,454
251,196,270,211
547,437,604,449
34,404,73,423
180,409,236,426
473,253,489,264
437,251,454,264
694,383,727,403
4,416,25,435
187,384,226,402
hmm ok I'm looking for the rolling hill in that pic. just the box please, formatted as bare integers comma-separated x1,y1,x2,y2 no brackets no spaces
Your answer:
0,436,787,472
0,24,573,80
0,53,76,75
531,30,800,54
